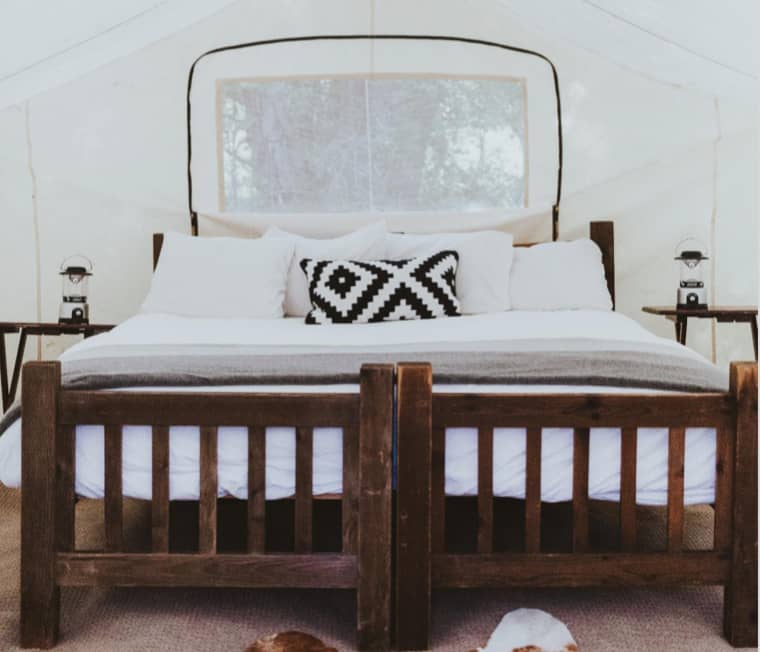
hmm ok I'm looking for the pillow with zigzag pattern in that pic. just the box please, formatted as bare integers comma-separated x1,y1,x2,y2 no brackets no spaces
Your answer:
300,251,461,324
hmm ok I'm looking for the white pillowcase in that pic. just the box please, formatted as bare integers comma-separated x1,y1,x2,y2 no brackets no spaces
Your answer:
263,222,387,316
385,231,514,314
140,232,294,319
510,238,613,311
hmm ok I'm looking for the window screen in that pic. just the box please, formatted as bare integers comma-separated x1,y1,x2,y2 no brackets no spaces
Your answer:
219,77,526,213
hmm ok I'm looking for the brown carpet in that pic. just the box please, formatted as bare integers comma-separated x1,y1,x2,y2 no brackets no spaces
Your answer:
0,485,755,652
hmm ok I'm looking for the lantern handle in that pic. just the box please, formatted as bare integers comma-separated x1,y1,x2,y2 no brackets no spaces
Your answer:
673,237,709,259
59,254,93,274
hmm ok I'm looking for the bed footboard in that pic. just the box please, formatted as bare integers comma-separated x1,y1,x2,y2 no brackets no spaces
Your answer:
395,361,757,650
20,361,393,650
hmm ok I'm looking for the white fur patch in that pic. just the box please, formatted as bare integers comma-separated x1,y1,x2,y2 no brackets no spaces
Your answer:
478,609,577,652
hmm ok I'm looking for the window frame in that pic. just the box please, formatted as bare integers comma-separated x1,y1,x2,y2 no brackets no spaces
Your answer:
186,34,563,238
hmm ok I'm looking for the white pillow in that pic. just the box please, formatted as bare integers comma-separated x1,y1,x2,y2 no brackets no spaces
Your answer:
140,232,294,318
263,222,387,316
509,238,613,311
385,231,514,314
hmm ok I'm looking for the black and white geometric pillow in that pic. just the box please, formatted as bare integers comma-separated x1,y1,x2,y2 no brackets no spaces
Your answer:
300,251,461,324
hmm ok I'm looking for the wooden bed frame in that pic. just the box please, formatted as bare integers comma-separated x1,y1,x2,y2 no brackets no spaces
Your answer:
21,366,393,650
395,221,758,649
19,222,756,650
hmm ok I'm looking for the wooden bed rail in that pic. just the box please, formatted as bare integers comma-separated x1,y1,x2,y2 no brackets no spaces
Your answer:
395,361,757,650
20,361,393,650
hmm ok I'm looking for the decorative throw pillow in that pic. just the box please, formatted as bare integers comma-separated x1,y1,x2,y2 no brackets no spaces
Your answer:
300,251,461,324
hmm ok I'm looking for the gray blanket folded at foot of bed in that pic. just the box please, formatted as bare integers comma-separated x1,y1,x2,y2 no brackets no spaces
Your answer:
0,338,728,438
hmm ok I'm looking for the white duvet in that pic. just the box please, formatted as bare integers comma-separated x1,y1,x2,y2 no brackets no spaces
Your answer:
0,311,717,505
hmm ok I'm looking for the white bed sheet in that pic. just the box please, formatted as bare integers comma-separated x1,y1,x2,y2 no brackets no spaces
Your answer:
0,312,717,505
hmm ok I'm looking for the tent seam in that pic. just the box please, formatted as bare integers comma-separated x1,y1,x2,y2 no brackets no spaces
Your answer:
0,2,170,84
23,101,42,360
581,0,756,80
709,98,722,363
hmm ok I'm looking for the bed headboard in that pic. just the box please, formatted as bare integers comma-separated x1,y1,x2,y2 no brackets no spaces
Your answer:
589,220,615,308
151,220,615,308
152,233,164,270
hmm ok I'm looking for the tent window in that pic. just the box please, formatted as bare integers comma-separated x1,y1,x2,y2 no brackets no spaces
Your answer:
219,76,526,213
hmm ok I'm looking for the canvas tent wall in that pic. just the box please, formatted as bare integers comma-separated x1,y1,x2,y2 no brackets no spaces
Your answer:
0,0,757,367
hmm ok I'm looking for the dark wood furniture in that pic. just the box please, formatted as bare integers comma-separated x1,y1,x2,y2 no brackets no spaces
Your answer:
20,362,393,650
0,322,114,412
395,222,758,649
642,306,758,360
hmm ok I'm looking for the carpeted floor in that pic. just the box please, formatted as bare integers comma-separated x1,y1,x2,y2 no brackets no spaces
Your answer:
0,485,755,652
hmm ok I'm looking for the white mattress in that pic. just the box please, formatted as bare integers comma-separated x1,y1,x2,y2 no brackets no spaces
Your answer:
0,312,717,505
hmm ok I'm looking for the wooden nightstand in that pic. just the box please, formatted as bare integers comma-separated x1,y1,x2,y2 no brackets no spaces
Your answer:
0,321,115,411
642,306,758,360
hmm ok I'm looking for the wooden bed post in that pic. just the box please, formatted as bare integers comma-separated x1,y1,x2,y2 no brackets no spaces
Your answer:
724,361,758,647
590,221,615,309
357,364,394,651
395,362,433,651
152,233,164,270
20,361,62,648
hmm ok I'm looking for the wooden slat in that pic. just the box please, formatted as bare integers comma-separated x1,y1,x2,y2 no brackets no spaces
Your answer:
104,425,123,553
198,426,218,554
713,426,734,552
60,391,360,426
432,552,730,588
57,553,357,588
295,427,313,553
667,427,685,553
21,362,62,648
431,424,446,554
56,424,76,555
572,427,590,553
358,364,394,651
524,427,542,553
341,425,359,554
247,426,266,554
151,426,170,553
432,393,734,429
477,427,494,553
620,427,638,552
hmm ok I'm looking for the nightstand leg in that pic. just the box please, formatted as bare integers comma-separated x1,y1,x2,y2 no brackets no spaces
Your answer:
0,332,8,411
8,329,28,408
675,316,688,345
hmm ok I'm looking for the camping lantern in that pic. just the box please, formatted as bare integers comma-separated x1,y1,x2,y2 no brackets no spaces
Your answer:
674,238,708,310
59,255,92,324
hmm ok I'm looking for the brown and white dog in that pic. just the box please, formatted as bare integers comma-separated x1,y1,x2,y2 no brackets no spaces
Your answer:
244,609,577,652
473,609,578,652
244,631,337,652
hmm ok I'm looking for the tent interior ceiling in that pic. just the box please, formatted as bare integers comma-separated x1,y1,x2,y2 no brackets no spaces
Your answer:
0,0,238,109
502,0,758,99
0,0,756,108
0,0,756,369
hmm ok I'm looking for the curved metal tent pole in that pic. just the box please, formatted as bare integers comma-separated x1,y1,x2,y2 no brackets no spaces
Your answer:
186,34,563,239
